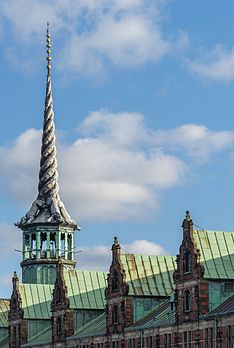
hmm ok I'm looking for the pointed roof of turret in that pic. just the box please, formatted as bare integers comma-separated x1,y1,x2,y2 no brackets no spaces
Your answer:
16,24,77,228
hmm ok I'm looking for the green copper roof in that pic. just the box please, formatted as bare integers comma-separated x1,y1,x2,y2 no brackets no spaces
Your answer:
20,284,53,319
121,254,176,297
65,269,106,309
0,338,8,348
70,312,106,340
18,269,107,319
193,230,234,279
21,326,52,347
126,298,175,331
21,327,52,347
0,299,10,328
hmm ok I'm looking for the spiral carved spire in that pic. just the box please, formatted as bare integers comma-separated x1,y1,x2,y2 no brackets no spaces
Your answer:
17,24,77,227
38,23,58,200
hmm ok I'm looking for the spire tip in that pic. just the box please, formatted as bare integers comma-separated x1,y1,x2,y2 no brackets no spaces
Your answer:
46,23,51,71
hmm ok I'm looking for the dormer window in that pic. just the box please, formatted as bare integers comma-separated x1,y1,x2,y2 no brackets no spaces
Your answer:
112,270,119,291
184,289,191,312
184,251,192,274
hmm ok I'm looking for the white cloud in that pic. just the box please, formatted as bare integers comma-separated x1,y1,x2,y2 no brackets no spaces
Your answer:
155,124,234,160
187,45,234,81
0,112,233,223
77,245,111,272
0,111,187,223
64,14,168,76
0,129,40,203
80,111,150,147
122,239,167,255
77,239,167,271
0,0,169,76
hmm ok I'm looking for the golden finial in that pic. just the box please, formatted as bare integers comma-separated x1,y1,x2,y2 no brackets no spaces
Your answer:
46,22,51,71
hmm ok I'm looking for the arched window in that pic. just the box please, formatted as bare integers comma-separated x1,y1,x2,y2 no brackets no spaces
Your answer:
184,251,192,273
50,232,56,258
32,233,36,258
67,234,73,260
112,270,119,291
40,232,47,258
184,289,191,312
61,234,65,258
112,304,118,324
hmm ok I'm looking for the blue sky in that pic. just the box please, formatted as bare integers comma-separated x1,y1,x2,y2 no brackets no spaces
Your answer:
1,0,234,297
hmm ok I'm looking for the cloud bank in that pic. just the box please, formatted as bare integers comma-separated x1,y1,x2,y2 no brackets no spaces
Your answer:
0,111,233,223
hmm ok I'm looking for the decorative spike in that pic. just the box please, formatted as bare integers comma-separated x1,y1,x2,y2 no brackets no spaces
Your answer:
182,210,193,239
186,210,190,221
46,22,51,71
12,271,19,290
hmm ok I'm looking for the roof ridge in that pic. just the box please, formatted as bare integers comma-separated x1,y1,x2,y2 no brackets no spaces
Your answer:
74,268,108,274
194,229,234,234
121,253,174,258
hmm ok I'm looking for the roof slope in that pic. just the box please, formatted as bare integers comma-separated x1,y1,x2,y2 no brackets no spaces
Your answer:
126,298,175,331
205,293,234,318
21,326,52,347
19,269,107,319
19,283,53,319
121,254,176,297
193,230,234,279
65,269,106,309
70,312,106,340
0,299,10,328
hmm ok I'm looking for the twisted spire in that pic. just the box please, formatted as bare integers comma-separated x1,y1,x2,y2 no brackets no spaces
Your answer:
17,24,76,227
38,23,58,200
